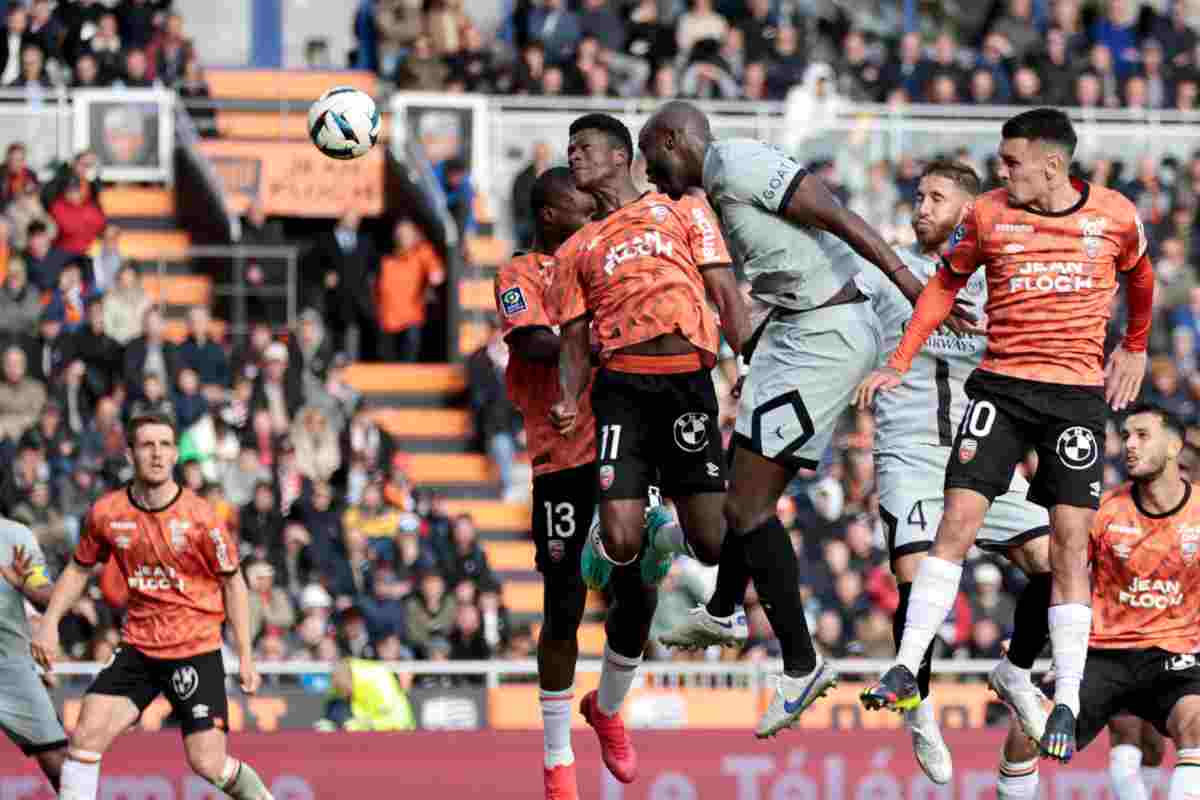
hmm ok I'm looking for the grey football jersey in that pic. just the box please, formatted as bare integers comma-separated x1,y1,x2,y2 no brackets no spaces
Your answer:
702,138,865,311
856,245,988,456
0,518,47,660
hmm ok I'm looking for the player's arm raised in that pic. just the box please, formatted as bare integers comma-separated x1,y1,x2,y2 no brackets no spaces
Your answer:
781,172,924,303
221,569,261,694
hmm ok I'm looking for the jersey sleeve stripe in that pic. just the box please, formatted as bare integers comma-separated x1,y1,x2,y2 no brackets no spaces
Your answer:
777,167,809,215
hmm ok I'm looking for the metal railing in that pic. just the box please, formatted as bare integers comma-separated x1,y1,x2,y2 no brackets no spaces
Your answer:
48,657,1053,690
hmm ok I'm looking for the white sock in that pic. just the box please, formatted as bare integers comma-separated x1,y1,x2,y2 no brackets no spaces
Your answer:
997,756,1039,800
1168,748,1200,800
1109,744,1149,800
540,686,575,769
1048,603,1092,715
896,556,962,674
60,751,102,800
903,697,937,730
596,643,641,716
213,758,274,800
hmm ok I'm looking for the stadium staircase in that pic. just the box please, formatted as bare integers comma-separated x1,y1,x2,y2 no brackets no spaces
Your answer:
344,360,608,657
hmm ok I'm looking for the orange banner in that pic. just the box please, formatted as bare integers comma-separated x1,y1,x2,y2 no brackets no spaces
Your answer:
198,139,385,218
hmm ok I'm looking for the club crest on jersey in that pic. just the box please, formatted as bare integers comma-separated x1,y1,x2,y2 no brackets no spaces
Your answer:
674,412,709,452
1180,526,1200,565
1079,216,1107,258
548,539,565,562
599,465,615,491
1056,426,1098,470
958,438,977,463
171,665,199,700
168,519,190,552
499,286,527,317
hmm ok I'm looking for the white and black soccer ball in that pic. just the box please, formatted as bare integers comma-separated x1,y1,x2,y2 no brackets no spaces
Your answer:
307,87,380,160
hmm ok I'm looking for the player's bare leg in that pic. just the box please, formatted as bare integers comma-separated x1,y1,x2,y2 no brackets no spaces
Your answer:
184,728,273,799
33,745,65,792
1041,503,1095,762
997,716,1041,799
538,560,588,798
1107,714,1153,800
59,693,140,800
1165,695,1200,800
862,488,987,712
992,536,1053,743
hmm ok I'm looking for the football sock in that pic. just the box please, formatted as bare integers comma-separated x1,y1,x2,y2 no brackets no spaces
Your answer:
540,686,575,769
705,533,748,618
997,756,1039,800
213,758,273,800
894,582,934,699
1006,571,1052,669
1109,744,1149,800
896,557,962,677
596,643,641,716
1167,748,1200,800
740,516,817,676
902,696,937,730
59,751,101,800
1047,603,1092,715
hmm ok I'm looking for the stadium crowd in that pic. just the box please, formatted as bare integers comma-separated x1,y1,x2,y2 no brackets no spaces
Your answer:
4,0,1200,687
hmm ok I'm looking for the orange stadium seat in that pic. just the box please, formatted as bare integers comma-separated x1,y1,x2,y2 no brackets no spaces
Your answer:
99,186,174,217
483,540,535,571
343,363,465,395
366,407,472,439
439,499,530,532
458,278,494,311
204,69,378,101
120,230,191,260
141,274,212,307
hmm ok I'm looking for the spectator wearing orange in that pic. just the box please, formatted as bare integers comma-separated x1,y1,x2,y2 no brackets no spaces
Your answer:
376,219,444,362
343,479,402,562
49,176,106,257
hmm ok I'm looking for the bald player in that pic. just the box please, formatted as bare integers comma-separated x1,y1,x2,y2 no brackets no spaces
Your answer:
636,100,974,737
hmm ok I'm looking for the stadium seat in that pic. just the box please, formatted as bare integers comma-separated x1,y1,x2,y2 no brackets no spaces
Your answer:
119,230,191,260
99,186,175,218
482,540,535,571
366,407,473,439
457,278,494,311
343,363,465,395
204,69,378,101
141,274,213,307
439,499,530,533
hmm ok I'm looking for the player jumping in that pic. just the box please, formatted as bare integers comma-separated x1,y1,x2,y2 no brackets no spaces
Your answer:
855,159,1056,784
0,522,66,791
549,113,749,781
994,405,1200,798
33,411,274,800
636,100,972,737
856,108,1153,762
494,166,597,800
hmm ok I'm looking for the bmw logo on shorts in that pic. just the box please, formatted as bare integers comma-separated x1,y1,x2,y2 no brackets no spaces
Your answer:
674,413,709,453
1056,426,1098,470
171,665,199,700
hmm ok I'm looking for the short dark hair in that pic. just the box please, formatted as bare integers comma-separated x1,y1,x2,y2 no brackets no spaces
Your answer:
530,166,575,216
26,220,46,238
1124,402,1185,440
569,113,633,163
1001,108,1077,157
920,160,981,196
126,410,177,447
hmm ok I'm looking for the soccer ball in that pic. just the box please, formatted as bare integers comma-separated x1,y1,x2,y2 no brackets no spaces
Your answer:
307,87,380,160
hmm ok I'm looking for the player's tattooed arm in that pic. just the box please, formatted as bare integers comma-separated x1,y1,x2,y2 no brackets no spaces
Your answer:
550,317,590,434
701,266,749,355
507,327,561,364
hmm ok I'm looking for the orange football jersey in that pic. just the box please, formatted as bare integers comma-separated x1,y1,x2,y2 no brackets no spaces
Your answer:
551,193,729,367
943,179,1147,386
76,487,240,659
495,251,595,477
1089,481,1200,654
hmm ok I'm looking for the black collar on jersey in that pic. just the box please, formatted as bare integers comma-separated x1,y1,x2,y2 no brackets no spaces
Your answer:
1014,177,1090,218
126,482,183,514
1132,478,1192,519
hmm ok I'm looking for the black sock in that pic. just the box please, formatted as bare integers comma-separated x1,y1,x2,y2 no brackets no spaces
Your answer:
895,581,934,700
741,516,817,676
1007,571,1052,669
705,534,749,617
